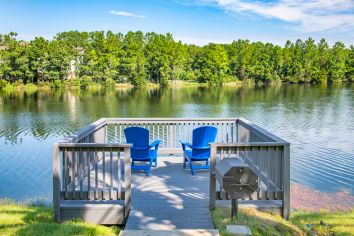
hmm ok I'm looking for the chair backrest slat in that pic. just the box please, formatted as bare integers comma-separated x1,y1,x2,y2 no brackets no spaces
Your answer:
124,127,150,159
192,126,218,158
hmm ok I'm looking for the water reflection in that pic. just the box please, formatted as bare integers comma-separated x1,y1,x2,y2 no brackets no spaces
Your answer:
0,83,353,201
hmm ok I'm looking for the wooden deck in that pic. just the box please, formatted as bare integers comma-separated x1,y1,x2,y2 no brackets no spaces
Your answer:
53,118,290,225
125,154,214,230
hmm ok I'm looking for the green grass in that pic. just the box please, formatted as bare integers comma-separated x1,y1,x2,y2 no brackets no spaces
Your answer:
0,200,120,236
212,207,354,236
291,210,354,236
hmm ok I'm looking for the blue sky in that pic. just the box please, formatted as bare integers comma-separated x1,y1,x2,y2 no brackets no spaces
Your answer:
0,0,353,46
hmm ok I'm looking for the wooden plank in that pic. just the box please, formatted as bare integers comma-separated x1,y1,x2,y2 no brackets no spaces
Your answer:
95,148,98,200
209,146,217,209
58,143,131,148
64,149,69,200
60,200,125,225
110,149,113,200
124,147,131,219
71,150,76,199
79,148,83,199
52,143,61,222
60,191,126,200
118,151,121,199
282,144,290,219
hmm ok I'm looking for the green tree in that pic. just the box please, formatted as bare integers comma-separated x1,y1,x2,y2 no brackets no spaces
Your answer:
328,42,347,82
121,31,147,86
194,44,229,84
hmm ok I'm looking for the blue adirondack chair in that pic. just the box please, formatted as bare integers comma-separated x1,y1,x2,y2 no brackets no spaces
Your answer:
180,126,218,175
124,127,160,176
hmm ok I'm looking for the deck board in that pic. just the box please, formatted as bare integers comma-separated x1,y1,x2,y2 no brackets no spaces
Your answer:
125,155,215,230
79,154,215,229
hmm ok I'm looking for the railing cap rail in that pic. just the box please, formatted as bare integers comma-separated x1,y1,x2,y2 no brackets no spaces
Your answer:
104,117,238,123
55,143,132,148
237,118,289,144
209,142,290,147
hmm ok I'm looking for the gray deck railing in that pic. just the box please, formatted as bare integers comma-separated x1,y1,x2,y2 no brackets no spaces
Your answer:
104,118,238,154
209,118,290,219
52,120,132,224
53,117,290,223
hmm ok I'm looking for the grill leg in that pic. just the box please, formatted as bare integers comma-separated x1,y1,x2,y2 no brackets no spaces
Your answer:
231,199,238,219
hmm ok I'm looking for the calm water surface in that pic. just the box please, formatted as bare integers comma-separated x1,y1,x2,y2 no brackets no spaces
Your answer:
0,84,353,202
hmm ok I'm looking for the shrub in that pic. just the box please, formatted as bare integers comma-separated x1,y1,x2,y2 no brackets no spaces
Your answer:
37,80,48,87
14,79,24,87
51,80,63,89
104,78,116,87
80,76,93,88
70,78,81,88
0,79,9,88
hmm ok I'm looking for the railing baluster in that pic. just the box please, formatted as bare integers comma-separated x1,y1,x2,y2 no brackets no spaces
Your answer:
87,150,91,200
152,125,155,141
166,124,169,148
118,150,121,199
95,148,98,200
102,150,106,199
71,149,76,199
114,125,117,143
119,124,122,143
157,124,160,145
61,151,65,191
79,148,83,199
64,149,68,200
110,148,113,200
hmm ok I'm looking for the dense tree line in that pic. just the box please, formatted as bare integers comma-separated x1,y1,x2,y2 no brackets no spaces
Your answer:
0,31,353,87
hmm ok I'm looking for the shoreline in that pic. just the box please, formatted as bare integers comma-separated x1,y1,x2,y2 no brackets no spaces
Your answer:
291,184,354,212
0,79,351,92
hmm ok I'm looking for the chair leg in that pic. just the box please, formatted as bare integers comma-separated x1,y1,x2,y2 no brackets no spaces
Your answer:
189,160,195,176
183,157,187,168
154,156,157,167
146,159,153,176
206,159,209,166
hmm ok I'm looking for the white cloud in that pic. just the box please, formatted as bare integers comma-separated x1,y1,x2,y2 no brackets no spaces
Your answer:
193,0,354,32
110,10,145,19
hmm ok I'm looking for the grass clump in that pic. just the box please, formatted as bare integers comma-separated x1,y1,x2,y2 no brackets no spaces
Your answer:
213,207,303,236
213,207,354,236
0,199,119,236
291,209,354,236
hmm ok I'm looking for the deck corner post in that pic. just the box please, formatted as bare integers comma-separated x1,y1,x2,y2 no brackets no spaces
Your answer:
282,144,290,220
52,143,61,222
124,146,132,219
209,145,217,210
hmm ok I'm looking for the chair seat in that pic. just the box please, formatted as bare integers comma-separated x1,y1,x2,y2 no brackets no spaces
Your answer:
132,150,157,162
185,150,209,161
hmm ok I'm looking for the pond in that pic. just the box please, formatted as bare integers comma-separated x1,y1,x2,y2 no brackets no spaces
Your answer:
0,84,353,203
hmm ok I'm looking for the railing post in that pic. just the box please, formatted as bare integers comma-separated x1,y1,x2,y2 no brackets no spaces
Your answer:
282,144,290,220
209,145,217,210
52,143,61,222
124,146,132,220
93,126,106,143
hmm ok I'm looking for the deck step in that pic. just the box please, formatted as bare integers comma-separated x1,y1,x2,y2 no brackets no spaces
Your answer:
119,229,220,236
59,200,125,224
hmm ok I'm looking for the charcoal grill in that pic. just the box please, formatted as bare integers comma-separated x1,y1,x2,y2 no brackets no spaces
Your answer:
215,158,259,218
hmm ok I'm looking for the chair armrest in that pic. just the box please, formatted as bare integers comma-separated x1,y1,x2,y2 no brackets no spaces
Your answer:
180,139,192,151
131,146,150,150
190,146,210,150
149,140,160,150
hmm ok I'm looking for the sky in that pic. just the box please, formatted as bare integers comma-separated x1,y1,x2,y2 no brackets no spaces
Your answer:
0,0,353,46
